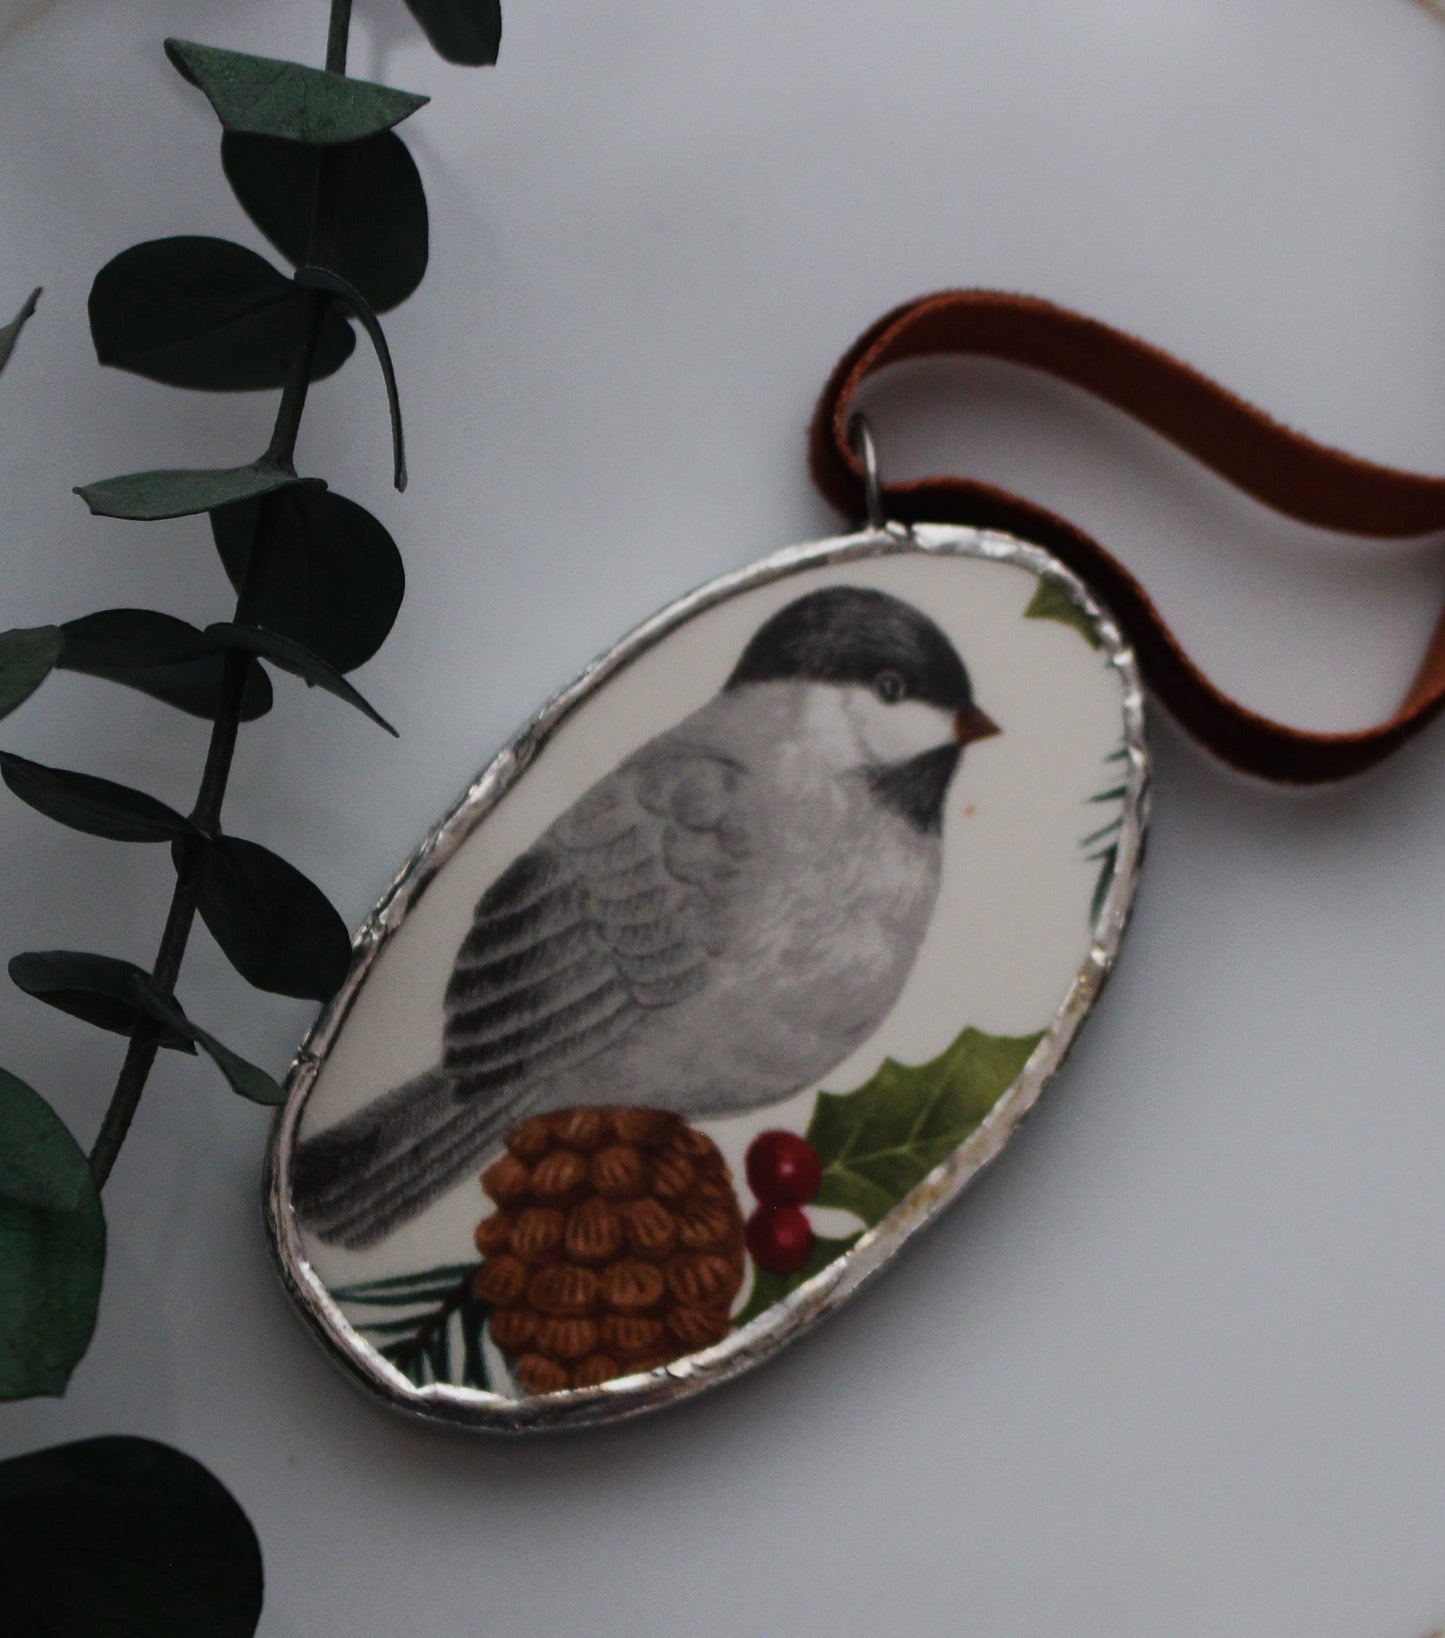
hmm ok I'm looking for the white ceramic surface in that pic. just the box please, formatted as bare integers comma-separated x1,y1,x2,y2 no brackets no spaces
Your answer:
271,529,1146,1427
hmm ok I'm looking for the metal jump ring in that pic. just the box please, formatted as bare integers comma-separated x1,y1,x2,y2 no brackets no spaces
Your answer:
847,412,888,533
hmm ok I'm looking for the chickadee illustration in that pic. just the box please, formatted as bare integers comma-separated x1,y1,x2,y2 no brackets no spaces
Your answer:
294,586,1000,1249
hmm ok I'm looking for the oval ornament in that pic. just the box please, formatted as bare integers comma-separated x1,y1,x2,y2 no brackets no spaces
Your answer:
267,525,1148,1431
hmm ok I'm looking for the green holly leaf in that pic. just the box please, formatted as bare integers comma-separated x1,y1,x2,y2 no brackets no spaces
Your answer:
731,1233,857,1330
1024,579,1100,649
0,625,62,721
165,38,426,144
0,1068,104,1400
727,1025,1047,1330
807,1026,1045,1228
0,1437,263,1636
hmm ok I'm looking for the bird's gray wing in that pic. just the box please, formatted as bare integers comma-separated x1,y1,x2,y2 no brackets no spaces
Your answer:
441,742,754,1099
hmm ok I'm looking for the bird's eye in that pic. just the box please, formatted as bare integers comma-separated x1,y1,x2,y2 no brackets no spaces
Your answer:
872,669,906,705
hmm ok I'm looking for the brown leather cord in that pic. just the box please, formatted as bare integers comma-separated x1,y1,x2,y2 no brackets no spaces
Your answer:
810,289,1445,783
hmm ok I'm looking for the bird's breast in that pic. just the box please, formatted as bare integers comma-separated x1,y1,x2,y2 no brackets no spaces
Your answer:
684,771,943,1102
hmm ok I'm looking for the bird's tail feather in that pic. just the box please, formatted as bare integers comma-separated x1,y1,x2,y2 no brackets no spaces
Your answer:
290,1069,537,1251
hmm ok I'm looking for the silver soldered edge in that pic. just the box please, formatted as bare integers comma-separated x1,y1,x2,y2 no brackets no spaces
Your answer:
264,523,1150,1434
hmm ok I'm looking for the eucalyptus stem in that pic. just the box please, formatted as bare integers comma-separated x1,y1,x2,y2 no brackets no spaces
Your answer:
88,0,356,1188
325,0,352,74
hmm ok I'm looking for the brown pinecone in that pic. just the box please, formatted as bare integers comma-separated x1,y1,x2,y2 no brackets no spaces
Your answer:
472,1106,745,1394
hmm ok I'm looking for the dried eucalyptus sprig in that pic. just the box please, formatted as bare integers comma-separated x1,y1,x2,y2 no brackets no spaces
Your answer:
1,0,498,1622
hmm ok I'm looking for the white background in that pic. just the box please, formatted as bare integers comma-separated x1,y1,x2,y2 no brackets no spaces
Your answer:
2,1,1445,1634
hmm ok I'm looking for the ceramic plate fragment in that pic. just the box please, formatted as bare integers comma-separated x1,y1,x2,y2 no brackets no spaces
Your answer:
267,525,1148,1431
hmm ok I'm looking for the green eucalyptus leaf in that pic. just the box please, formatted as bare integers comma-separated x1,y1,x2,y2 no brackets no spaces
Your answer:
0,1068,104,1401
0,625,62,720
295,267,406,489
8,951,195,1053
135,990,283,1105
210,490,404,674
0,752,196,844
185,1025,283,1107
0,1078,81,1215
59,609,273,722
75,464,316,522
166,38,426,144
0,1437,263,1637
206,622,396,733
187,834,352,1001
0,287,40,377
90,237,353,392
222,131,428,313
403,0,502,65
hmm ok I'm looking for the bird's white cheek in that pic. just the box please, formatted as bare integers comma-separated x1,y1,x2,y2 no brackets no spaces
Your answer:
846,693,956,762
796,686,878,771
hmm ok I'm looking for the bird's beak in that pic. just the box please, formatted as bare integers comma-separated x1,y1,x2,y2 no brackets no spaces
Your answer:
953,702,1000,746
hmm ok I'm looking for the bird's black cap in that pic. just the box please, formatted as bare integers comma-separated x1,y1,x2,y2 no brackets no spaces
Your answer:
725,586,973,710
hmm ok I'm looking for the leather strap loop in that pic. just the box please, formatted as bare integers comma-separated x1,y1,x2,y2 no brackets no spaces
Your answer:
810,289,1445,783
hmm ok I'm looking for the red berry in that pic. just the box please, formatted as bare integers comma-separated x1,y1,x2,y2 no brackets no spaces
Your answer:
745,1130,822,1206
746,1204,814,1274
